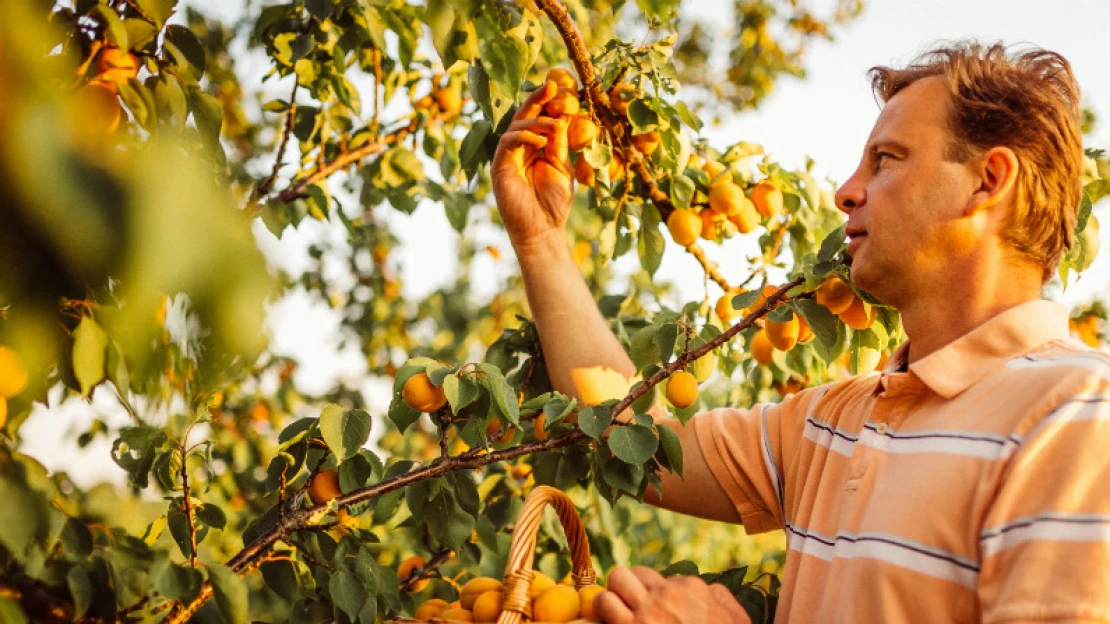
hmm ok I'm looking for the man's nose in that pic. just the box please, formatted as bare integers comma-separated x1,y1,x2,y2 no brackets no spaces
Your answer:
835,169,865,214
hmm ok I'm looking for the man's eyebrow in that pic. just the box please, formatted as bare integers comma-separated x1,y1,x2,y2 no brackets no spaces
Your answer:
867,140,910,156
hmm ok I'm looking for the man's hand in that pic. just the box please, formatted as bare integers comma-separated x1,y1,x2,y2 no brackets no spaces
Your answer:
491,80,574,247
595,567,753,624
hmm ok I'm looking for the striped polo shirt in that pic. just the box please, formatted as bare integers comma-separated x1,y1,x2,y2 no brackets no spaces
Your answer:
693,299,1110,623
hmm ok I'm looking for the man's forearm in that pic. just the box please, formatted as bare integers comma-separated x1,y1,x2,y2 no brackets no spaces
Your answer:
514,230,638,406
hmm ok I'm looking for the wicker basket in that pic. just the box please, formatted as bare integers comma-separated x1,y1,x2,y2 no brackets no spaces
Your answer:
390,485,600,624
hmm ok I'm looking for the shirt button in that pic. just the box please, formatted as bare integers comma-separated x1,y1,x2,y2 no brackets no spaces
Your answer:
875,423,889,435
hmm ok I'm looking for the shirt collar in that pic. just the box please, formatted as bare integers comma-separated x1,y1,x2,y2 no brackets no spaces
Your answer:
891,299,1070,399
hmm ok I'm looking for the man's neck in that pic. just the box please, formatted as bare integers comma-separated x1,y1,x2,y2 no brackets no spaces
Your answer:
899,281,1042,364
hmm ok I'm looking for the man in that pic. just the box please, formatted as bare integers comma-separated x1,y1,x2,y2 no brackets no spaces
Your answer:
492,41,1108,622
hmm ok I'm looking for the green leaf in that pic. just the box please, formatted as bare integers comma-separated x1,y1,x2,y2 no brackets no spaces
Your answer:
426,487,474,549
443,373,481,412
475,10,529,103
188,89,224,143
661,560,700,577
477,363,520,426
262,557,312,601
305,0,334,21
165,25,206,81
208,564,248,624
578,405,612,440
93,5,129,49
670,174,695,209
630,325,660,372
73,316,108,398
656,424,684,478
818,224,846,263
601,456,643,495
67,566,94,618
608,425,659,464
638,207,665,276
731,290,761,311
319,404,371,462
653,323,680,364
628,99,661,133
673,100,703,132
154,562,203,602
136,0,176,26
425,0,479,69
329,570,368,621
124,18,160,53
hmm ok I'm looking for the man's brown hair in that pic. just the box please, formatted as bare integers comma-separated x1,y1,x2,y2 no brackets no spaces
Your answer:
868,41,1084,281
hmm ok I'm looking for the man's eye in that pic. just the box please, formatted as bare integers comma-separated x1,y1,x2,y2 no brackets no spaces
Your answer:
873,152,894,169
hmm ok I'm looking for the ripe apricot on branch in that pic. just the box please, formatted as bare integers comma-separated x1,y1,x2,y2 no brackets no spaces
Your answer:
76,81,122,134
398,556,430,592
609,83,636,116
574,157,595,186
96,46,138,82
631,130,660,155
307,469,342,505
546,68,578,90
751,329,774,365
0,347,29,398
403,372,448,412
544,88,580,117
839,296,877,330
797,315,815,343
709,181,747,217
765,315,801,351
608,153,626,181
567,115,598,151
728,198,760,234
666,210,702,247
751,181,783,217
434,87,462,115
666,371,699,408
716,290,746,324
816,276,855,314
532,584,581,622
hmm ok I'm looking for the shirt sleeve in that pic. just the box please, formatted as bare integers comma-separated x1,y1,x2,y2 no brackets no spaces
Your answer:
692,386,825,534
978,375,1110,623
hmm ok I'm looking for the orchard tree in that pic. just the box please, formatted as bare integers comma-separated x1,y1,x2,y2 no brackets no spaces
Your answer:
0,0,1107,623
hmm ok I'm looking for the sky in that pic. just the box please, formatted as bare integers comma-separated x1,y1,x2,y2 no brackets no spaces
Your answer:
19,0,1110,486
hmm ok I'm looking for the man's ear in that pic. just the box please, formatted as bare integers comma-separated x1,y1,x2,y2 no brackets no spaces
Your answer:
965,146,1019,217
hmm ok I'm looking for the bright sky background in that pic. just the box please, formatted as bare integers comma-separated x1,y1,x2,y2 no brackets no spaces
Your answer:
20,0,1110,486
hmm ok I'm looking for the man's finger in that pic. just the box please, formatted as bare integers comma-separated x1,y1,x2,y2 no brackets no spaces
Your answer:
515,80,558,120
710,584,752,624
497,130,547,152
544,115,570,168
628,566,666,589
605,567,651,611
594,589,635,624
507,116,562,134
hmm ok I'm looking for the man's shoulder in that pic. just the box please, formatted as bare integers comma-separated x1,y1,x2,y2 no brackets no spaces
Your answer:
1001,337,1110,390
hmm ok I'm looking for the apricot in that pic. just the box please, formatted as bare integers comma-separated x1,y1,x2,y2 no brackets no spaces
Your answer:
609,83,636,116
815,277,854,314
839,296,877,330
572,240,593,264
574,157,595,186
532,584,580,622
436,608,473,621
567,115,598,151
608,152,626,181
666,210,702,247
531,571,556,597
0,396,7,430
750,181,783,217
797,315,815,343
96,46,138,82
414,598,450,619
460,578,503,609
708,181,744,216
471,590,502,622
0,347,28,398
699,207,726,241
717,289,757,324
579,585,606,619
631,130,660,155
533,412,547,442
75,81,121,134
485,418,514,443
702,159,727,180
546,68,578,90
307,469,342,505
765,315,800,351
398,556,430,592
728,198,760,234
666,370,698,409
750,329,774,365
434,87,463,115
403,372,448,412
691,351,717,383
544,88,580,117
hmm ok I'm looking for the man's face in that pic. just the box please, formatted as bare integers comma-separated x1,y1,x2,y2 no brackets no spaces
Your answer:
835,77,984,306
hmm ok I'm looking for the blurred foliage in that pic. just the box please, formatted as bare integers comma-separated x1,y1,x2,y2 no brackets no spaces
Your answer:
0,0,1105,622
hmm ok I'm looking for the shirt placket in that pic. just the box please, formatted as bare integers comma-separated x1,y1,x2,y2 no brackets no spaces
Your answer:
845,373,921,489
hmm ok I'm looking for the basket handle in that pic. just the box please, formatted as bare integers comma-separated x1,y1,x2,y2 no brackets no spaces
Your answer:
496,486,596,624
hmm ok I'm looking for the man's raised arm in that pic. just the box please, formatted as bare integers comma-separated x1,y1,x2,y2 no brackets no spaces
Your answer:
491,81,741,524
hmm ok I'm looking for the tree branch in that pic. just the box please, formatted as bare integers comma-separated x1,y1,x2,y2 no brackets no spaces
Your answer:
255,82,298,200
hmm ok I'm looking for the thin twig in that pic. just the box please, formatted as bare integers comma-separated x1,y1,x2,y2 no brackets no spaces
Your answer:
255,82,299,200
